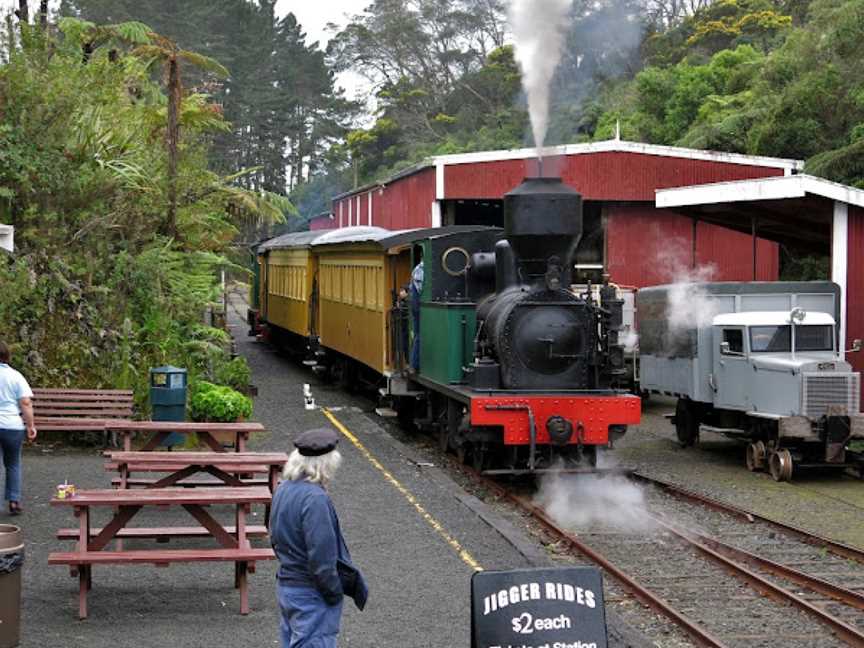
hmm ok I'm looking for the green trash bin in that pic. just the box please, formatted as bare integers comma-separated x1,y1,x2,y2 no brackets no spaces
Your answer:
0,524,23,648
149,366,188,447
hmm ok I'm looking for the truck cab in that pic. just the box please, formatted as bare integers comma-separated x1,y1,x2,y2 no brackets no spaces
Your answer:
710,310,857,417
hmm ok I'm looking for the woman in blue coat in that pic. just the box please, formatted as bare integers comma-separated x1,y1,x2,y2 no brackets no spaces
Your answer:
270,428,367,648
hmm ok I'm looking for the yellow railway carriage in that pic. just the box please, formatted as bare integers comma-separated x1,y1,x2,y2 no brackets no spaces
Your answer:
257,231,322,341
310,227,414,375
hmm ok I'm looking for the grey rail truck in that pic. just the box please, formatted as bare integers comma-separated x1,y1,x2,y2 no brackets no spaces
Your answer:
637,282,864,481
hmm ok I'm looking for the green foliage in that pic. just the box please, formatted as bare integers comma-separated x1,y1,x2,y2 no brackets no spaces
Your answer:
0,13,280,398
189,380,252,422
593,0,864,186
214,356,252,392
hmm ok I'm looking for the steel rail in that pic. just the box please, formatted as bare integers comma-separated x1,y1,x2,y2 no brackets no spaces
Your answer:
505,492,733,648
690,530,864,611
650,515,864,648
456,465,732,648
632,472,864,564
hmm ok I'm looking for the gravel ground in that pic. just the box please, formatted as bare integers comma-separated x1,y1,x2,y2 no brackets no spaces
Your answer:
615,398,864,549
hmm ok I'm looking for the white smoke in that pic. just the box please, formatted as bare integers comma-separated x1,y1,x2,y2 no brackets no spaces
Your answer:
657,235,720,333
535,472,654,533
508,0,574,151
620,327,638,352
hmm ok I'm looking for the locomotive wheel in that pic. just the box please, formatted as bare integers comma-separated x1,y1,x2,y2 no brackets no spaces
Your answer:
769,449,793,482
456,442,469,465
472,443,489,472
675,399,700,448
745,441,766,472
437,425,450,453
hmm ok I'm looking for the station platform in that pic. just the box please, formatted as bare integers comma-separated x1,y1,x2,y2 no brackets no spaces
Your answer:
16,293,644,647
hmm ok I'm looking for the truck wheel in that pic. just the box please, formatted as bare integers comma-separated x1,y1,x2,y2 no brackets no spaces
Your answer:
769,449,793,482
675,400,700,448
746,441,766,472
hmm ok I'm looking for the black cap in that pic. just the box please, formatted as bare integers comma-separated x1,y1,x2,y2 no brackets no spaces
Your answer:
294,428,340,457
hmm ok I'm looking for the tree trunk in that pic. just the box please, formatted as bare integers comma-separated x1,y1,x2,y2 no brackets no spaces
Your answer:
39,0,47,28
16,0,28,23
165,55,181,237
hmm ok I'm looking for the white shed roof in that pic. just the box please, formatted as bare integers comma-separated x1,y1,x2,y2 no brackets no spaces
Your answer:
656,173,864,210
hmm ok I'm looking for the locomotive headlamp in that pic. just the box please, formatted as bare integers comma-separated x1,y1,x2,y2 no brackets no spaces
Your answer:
790,307,807,323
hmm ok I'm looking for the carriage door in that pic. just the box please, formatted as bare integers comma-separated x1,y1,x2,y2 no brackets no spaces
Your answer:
713,326,750,409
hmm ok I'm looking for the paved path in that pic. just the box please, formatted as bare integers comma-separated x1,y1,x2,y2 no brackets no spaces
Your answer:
11,292,537,647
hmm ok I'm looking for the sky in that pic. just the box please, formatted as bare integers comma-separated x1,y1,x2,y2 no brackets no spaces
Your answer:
274,0,371,100
0,0,372,98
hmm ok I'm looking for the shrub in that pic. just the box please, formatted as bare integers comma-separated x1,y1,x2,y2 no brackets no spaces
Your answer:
214,356,252,391
189,381,252,422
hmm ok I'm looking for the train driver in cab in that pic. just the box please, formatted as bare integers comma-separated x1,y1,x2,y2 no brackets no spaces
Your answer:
409,246,424,373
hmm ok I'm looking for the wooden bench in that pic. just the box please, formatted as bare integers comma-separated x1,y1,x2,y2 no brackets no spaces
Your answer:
56,525,270,541
103,451,287,491
49,486,274,618
106,421,266,452
33,389,134,442
33,388,134,419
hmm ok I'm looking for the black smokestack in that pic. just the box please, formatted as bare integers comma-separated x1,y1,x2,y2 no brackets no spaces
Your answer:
504,177,583,287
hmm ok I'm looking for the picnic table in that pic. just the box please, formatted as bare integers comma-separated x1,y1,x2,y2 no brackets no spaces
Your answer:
48,486,275,618
104,451,288,492
106,420,266,452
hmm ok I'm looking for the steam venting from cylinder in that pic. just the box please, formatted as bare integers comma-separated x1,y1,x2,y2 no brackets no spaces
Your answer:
503,176,582,291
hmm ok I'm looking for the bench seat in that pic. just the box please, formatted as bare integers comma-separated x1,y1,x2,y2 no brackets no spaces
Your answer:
104,461,271,473
48,547,275,566
110,477,269,488
57,525,269,541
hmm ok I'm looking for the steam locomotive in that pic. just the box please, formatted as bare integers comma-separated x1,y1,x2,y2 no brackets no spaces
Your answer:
250,176,641,473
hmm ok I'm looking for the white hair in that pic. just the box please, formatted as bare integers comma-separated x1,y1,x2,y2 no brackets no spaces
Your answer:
283,448,342,486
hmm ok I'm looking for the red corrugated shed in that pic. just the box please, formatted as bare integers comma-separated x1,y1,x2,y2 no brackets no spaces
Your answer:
606,206,778,287
309,214,335,231
372,168,437,230
443,152,784,201
847,206,864,404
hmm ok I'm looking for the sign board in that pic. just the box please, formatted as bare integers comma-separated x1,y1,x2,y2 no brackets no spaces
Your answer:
471,567,607,648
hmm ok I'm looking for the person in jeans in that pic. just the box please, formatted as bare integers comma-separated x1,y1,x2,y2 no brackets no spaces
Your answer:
0,340,37,515
269,428,367,647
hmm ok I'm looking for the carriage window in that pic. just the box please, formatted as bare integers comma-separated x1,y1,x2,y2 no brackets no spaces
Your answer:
722,329,744,355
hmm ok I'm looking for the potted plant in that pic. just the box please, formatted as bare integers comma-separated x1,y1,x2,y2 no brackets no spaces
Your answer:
189,381,253,446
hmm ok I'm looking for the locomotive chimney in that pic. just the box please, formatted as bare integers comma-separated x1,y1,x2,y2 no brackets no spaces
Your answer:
503,177,582,289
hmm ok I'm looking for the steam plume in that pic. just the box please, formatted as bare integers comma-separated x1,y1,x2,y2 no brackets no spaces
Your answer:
509,0,573,151
535,472,654,533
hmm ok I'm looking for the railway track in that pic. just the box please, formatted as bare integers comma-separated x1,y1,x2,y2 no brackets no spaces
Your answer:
458,465,864,648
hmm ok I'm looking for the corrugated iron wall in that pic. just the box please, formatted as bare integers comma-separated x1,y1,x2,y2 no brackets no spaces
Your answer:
373,168,437,229
847,206,864,405
443,152,784,201
331,168,437,231
606,206,779,287
309,215,335,231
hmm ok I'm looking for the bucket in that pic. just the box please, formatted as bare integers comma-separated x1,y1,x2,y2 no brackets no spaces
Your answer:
0,524,24,648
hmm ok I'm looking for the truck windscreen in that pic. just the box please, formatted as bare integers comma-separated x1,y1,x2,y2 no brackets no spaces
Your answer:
749,325,833,352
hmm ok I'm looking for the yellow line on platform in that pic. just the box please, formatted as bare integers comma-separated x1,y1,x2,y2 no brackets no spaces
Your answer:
322,408,483,572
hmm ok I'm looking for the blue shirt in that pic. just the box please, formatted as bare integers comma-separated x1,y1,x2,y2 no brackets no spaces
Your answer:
411,262,424,294
269,478,350,604
0,363,33,430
